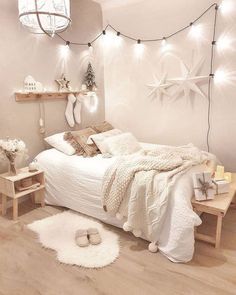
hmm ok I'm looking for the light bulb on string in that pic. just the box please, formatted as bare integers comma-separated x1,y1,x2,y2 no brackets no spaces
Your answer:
217,34,233,52
134,39,145,58
219,0,234,15
60,42,70,58
189,23,203,39
102,30,120,48
161,37,171,52
214,69,228,84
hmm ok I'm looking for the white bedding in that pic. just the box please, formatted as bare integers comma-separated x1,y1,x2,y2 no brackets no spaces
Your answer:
36,144,210,262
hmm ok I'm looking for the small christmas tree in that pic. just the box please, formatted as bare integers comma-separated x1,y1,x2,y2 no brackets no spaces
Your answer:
83,62,97,91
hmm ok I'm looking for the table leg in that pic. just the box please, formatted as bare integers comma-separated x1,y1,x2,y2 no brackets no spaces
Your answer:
13,199,18,221
1,194,7,216
30,192,35,204
40,189,45,207
215,214,223,249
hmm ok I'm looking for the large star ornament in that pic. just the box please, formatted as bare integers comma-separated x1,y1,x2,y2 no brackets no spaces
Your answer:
147,73,171,100
168,58,209,98
55,74,71,92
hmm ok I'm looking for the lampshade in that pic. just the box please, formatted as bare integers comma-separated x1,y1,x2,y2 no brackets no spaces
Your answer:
18,0,71,36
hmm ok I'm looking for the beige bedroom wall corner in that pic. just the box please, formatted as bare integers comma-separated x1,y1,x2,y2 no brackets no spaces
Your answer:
0,0,105,173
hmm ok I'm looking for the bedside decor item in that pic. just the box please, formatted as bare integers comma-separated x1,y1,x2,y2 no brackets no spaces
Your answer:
213,179,230,195
214,165,225,180
192,175,236,249
83,62,97,91
0,138,27,176
224,172,232,183
29,159,39,172
27,211,120,268
21,177,33,188
55,74,71,92
18,0,71,37
193,172,215,201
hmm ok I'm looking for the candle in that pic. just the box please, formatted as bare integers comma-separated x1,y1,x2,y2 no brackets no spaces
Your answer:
224,172,232,183
214,165,225,180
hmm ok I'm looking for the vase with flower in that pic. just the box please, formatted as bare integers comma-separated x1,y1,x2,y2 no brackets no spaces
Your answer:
0,138,27,176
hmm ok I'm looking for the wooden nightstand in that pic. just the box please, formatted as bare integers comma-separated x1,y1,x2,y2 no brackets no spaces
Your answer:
192,174,236,248
0,167,45,220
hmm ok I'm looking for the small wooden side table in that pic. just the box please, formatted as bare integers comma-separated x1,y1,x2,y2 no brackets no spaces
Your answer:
0,167,45,220
192,174,236,248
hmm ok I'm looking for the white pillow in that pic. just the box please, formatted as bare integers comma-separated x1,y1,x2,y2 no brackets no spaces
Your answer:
87,129,122,154
44,132,75,155
103,132,141,156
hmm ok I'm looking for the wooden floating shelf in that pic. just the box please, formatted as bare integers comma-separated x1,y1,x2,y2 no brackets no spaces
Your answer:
14,91,83,102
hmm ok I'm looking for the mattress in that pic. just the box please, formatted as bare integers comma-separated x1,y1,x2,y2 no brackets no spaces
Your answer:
36,144,211,262
36,148,123,227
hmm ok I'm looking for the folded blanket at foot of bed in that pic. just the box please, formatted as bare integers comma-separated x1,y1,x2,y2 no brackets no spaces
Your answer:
102,144,215,255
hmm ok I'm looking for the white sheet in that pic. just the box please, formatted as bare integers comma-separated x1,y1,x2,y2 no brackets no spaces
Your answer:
36,144,210,262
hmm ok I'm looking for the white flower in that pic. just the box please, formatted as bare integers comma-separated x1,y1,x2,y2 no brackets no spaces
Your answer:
0,138,27,154
17,140,26,152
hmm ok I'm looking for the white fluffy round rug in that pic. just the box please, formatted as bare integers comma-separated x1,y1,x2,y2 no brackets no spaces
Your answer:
27,211,120,268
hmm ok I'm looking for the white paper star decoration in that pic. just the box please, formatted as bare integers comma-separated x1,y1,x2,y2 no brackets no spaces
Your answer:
55,74,71,92
168,58,209,99
147,73,171,100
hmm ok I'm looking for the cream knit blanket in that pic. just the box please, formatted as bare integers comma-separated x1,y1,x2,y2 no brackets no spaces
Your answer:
102,144,212,242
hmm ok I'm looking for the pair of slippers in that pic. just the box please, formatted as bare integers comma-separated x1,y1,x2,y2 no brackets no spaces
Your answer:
75,228,102,247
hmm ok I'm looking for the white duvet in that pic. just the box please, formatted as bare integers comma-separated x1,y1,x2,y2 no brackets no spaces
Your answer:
36,143,214,262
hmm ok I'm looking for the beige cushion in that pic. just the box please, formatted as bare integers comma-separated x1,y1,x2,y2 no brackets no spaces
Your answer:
87,129,122,154
64,128,99,157
64,132,84,156
91,121,113,133
45,132,75,155
103,132,141,156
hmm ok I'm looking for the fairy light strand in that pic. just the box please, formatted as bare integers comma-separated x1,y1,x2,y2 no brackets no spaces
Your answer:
56,3,218,46
207,4,219,152
55,2,224,152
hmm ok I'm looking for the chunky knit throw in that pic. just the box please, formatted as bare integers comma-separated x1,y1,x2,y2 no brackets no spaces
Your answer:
102,144,213,242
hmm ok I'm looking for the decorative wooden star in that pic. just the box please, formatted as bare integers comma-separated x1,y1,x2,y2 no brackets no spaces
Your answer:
147,73,171,100
55,74,71,92
168,58,209,98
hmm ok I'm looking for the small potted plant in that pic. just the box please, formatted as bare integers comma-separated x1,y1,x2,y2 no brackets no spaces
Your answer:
0,138,27,175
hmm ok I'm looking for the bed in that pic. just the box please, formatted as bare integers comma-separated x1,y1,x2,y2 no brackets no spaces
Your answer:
36,143,212,263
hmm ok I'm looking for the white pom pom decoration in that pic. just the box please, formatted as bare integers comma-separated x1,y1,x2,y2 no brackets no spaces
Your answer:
123,222,132,232
148,242,158,253
132,229,142,237
116,212,124,220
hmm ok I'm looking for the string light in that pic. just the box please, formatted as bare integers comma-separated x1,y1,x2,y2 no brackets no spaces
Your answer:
217,34,233,51
189,23,203,39
219,0,234,14
214,69,228,84
60,44,70,58
54,2,234,152
134,41,145,58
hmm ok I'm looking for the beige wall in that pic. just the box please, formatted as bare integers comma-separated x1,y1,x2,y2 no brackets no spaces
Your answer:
0,0,104,172
102,0,236,171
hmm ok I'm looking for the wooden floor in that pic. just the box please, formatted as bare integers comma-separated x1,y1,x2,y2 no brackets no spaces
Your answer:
0,200,236,295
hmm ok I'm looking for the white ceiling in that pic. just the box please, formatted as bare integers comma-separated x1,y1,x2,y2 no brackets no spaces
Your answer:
93,0,144,10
